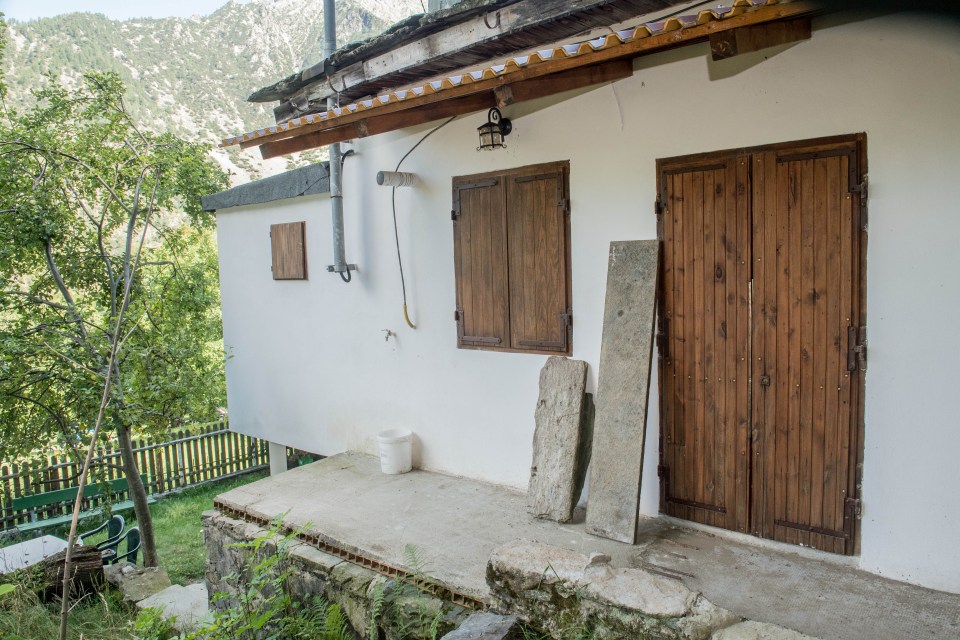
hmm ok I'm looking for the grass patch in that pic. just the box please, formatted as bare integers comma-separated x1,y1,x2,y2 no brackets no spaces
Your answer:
0,471,268,639
0,583,137,640
145,471,268,585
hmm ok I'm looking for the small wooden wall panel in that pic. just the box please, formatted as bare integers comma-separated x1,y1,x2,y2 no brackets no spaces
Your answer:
271,222,308,280
586,240,659,543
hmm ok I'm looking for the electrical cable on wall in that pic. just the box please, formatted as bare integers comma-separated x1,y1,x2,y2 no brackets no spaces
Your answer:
390,115,457,329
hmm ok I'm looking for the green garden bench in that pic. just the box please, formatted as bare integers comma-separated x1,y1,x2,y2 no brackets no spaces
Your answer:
8,475,155,535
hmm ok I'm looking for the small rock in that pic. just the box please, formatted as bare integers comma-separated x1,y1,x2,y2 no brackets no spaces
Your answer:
103,562,171,603
711,621,822,640
103,562,130,586
440,611,520,640
677,597,741,640
585,552,611,568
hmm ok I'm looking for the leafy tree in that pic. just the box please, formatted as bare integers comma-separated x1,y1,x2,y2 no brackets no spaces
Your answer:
0,12,6,103
0,67,228,566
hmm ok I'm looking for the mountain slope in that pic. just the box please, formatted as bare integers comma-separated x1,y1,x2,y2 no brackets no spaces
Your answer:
3,0,422,183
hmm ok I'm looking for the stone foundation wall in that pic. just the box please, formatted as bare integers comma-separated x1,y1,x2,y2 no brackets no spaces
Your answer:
203,511,819,640
202,510,469,639
485,540,820,640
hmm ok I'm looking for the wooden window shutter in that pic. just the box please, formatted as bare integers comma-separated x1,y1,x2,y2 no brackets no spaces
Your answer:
270,221,308,280
506,165,571,352
452,177,509,348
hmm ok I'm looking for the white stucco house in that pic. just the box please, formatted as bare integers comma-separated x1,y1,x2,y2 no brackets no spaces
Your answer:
203,0,960,596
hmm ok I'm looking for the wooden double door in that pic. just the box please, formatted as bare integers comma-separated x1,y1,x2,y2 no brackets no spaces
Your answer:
656,135,866,554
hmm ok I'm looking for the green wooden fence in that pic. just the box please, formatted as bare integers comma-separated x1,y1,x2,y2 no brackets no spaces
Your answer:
0,420,268,530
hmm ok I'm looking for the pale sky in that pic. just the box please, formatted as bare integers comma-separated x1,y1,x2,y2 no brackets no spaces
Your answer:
0,0,249,22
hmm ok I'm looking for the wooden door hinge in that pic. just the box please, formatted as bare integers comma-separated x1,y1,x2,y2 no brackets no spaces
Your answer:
559,198,570,216
847,325,867,372
851,177,868,230
843,496,862,541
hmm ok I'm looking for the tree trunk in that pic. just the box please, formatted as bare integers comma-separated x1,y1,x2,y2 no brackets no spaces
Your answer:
116,424,159,567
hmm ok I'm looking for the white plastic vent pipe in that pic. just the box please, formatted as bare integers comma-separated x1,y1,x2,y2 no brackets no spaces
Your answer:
376,171,418,188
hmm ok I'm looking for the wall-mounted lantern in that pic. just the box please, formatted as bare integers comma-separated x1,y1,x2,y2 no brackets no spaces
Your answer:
477,107,512,151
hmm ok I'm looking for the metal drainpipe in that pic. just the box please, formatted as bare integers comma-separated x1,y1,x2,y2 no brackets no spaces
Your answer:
323,0,355,280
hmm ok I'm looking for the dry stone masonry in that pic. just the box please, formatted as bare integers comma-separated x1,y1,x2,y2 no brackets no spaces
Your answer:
203,510,822,640
485,540,818,640
203,510,469,640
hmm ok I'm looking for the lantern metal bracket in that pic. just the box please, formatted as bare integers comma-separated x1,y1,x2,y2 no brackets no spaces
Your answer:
477,107,512,151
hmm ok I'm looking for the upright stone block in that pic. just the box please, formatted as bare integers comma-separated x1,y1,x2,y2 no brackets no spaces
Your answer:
527,356,590,523
586,240,659,543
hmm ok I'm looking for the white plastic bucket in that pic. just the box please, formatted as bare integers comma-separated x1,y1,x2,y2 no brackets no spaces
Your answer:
377,429,413,474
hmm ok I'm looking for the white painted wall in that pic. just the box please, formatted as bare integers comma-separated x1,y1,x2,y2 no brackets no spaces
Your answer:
216,13,960,593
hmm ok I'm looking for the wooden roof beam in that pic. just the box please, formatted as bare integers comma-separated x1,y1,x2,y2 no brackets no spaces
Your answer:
259,59,633,159
709,17,812,60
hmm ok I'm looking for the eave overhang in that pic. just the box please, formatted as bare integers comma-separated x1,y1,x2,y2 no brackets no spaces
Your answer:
223,0,819,160
260,0,682,123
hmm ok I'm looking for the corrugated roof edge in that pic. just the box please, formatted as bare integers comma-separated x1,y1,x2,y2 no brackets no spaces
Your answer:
224,0,800,149
201,163,330,212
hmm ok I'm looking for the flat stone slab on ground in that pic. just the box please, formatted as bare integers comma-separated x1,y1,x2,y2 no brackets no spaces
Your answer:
137,582,212,633
440,612,520,639
586,240,659,543
712,621,821,640
527,356,590,523
103,562,171,604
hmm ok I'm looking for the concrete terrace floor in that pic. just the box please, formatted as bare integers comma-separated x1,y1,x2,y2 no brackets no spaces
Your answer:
214,452,960,640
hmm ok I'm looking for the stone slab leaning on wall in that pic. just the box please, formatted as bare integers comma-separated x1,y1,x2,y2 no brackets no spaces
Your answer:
527,357,592,523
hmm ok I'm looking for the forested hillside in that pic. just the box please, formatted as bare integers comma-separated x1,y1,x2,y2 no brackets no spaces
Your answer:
2,0,420,182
